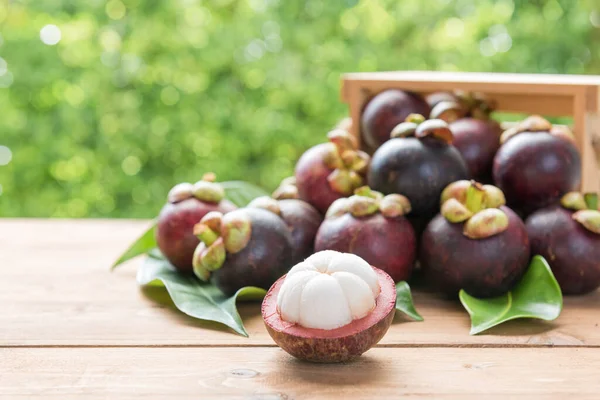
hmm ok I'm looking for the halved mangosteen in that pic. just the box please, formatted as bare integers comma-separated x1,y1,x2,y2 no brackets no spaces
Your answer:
262,250,396,363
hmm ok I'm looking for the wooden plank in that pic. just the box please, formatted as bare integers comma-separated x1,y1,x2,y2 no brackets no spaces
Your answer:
1,347,599,399
581,111,600,192
2,219,599,347
343,71,600,89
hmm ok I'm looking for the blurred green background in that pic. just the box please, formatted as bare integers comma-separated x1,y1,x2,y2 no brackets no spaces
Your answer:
1,0,599,218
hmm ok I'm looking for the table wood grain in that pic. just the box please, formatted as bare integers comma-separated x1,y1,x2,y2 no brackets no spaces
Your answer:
2,219,599,398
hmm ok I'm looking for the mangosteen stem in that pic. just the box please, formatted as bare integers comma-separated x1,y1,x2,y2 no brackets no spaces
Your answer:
584,193,598,210
194,224,219,247
406,114,426,124
465,181,485,213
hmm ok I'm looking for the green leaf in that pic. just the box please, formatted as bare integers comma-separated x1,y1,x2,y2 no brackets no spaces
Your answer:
111,224,157,270
221,181,270,207
395,281,424,321
459,255,563,335
136,254,266,337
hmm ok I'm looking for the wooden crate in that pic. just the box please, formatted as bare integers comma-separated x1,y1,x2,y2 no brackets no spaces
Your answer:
340,71,600,193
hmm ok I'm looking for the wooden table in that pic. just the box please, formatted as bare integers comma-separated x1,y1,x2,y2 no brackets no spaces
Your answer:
2,219,600,399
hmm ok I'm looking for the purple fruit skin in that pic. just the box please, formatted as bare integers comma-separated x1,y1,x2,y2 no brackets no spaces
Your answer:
367,137,469,221
156,198,236,273
211,208,294,296
450,118,501,182
295,143,348,214
420,206,530,298
526,206,600,295
361,89,430,150
278,199,323,264
314,213,417,282
493,132,581,214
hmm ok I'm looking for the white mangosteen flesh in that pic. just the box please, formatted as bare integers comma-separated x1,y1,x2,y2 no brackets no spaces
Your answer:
276,250,381,330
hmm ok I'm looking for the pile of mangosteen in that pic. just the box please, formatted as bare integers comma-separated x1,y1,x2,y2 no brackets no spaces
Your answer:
154,87,598,363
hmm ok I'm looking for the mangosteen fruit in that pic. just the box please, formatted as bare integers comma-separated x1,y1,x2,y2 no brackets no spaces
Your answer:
420,180,530,298
262,250,396,363
295,129,370,214
526,191,600,295
493,115,581,214
361,89,430,150
247,195,322,264
430,92,502,183
192,207,294,296
314,186,416,282
367,114,469,223
155,173,236,273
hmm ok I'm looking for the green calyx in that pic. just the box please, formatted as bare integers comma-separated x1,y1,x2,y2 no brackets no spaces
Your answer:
561,192,600,234
390,114,454,144
322,129,370,196
430,101,466,123
429,91,496,122
167,172,225,204
192,211,252,281
247,196,281,215
572,210,600,235
500,115,575,145
272,176,299,200
325,186,411,219
440,180,509,239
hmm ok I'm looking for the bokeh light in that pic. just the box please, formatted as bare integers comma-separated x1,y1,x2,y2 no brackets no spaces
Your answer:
40,24,61,45
0,146,12,166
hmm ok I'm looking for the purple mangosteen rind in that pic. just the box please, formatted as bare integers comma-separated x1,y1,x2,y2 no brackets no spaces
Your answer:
315,213,417,283
194,208,294,296
295,130,370,214
526,205,600,295
429,93,501,182
367,128,469,219
156,173,237,273
247,196,323,264
493,117,582,213
420,205,530,298
316,185,416,282
277,199,323,263
360,89,431,149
